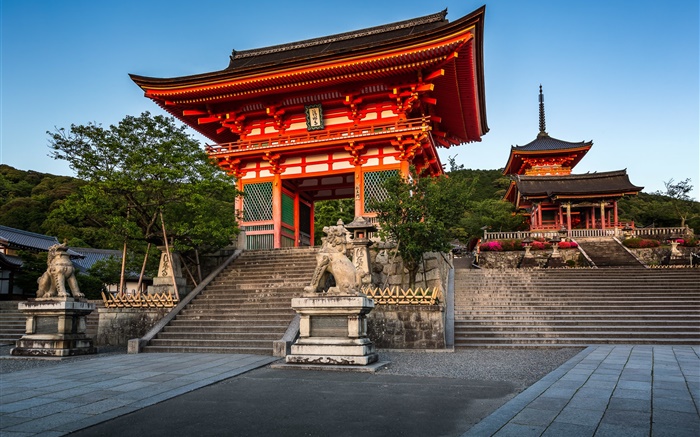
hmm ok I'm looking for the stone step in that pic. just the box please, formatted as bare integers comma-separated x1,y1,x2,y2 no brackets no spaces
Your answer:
456,320,698,327
455,337,700,346
167,319,289,328
142,345,272,354
156,331,281,340
455,324,700,332
148,338,273,348
162,324,285,333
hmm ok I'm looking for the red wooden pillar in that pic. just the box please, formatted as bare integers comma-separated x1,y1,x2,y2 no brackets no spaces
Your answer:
613,200,618,228
600,202,606,230
354,165,363,217
309,201,315,246
566,202,572,233
272,173,282,248
537,204,543,230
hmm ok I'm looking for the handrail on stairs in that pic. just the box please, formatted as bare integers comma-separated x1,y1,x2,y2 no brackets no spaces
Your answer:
127,250,244,353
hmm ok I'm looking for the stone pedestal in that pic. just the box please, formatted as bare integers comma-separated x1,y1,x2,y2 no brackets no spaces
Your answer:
11,299,96,357
286,295,378,366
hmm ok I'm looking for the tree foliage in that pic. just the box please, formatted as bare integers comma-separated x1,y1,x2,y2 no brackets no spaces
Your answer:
313,199,354,244
371,167,471,287
46,112,240,255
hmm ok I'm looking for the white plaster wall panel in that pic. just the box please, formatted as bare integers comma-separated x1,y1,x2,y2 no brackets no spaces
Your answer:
306,154,327,163
259,169,272,178
306,164,328,173
333,161,354,170
365,158,379,167
284,167,302,175
324,115,351,126
286,157,302,165
383,155,400,165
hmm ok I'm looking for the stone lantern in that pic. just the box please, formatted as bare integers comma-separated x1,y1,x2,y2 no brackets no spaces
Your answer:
669,234,682,257
522,236,533,258
344,216,377,286
622,224,634,240
549,235,561,257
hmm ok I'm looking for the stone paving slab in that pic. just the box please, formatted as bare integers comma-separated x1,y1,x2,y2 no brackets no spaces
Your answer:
0,353,276,436
462,345,700,437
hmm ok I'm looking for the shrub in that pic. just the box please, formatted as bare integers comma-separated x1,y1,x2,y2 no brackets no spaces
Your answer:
558,241,578,249
500,239,523,251
530,241,552,250
479,241,503,252
623,238,660,248
679,238,698,247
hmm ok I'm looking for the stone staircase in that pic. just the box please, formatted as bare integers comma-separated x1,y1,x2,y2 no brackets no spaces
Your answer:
142,248,318,354
0,301,25,345
454,268,700,347
575,238,643,267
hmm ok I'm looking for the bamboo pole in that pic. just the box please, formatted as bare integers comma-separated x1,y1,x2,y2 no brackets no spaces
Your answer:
119,208,130,294
136,242,151,293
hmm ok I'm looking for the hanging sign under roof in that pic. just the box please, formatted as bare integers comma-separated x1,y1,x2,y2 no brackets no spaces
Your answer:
305,104,324,131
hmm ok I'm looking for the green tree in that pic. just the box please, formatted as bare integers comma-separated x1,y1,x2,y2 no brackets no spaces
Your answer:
46,112,240,283
657,178,697,228
313,199,354,244
371,167,470,287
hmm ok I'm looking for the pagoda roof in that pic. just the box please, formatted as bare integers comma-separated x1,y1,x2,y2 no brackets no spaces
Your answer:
503,133,592,175
504,170,643,203
130,7,488,146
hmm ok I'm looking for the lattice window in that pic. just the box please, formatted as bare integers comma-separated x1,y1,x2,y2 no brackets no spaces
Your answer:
364,170,399,212
243,182,273,222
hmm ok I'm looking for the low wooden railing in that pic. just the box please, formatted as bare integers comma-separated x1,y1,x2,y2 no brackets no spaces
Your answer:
362,286,442,305
206,117,429,155
101,291,179,308
484,226,694,241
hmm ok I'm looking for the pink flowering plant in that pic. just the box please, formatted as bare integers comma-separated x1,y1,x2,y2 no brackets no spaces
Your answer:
622,238,660,248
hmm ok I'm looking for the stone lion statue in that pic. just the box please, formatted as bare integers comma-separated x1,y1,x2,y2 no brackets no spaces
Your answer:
36,244,84,299
304,223,359,295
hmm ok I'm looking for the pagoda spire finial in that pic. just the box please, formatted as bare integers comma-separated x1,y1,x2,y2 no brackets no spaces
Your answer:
538,84,548,137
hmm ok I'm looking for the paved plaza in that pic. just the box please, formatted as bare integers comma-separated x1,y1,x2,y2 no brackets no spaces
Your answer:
0,345,698,436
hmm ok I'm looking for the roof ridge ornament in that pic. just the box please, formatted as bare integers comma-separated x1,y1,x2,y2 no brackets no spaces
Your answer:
538,84,548,137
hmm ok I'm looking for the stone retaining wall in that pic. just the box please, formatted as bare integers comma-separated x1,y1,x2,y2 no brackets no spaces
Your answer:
367,305,445,349
96,307,171,346
369,246,451,291
629,246,698,266
477,249,584,269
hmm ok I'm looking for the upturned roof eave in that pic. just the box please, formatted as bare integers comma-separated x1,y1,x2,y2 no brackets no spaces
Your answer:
129,6,486,91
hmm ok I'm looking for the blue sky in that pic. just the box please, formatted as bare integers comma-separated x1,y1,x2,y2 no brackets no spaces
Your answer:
1,0,698,199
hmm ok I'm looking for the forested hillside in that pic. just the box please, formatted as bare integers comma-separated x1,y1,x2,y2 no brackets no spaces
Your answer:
2,164,698,246
0,164,84,235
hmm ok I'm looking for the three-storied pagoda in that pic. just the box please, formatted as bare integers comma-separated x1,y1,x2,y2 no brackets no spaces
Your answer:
503,86,642,232
131,7,488,249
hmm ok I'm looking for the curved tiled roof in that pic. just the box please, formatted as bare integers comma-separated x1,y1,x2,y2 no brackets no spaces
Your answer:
514,170,643,199
512,133,591,152
228,10,449,71
0,225,60,252
0,225,82,256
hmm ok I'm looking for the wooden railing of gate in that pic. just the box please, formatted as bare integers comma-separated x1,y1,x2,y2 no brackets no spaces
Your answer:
101,291,179,308
363,286,442,305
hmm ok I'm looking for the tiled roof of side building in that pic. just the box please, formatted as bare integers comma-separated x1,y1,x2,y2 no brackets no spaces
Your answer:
0,225,83,257
227,10,449,70
0,225,60,252
70,247,122,273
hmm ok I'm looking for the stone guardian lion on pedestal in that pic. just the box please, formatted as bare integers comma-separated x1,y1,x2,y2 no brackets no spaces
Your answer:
304,223,359,295
36,244,84,299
